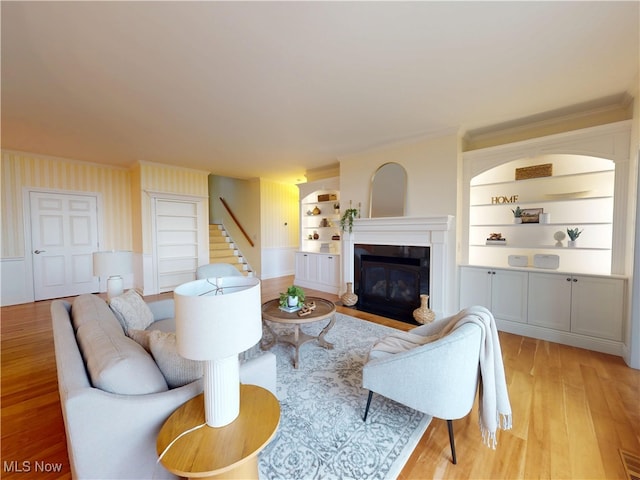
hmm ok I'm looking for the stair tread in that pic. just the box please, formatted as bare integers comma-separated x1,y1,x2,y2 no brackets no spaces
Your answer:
208,224,250,274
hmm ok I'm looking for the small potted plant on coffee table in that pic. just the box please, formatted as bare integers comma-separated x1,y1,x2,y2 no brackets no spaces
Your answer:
280,285,305,309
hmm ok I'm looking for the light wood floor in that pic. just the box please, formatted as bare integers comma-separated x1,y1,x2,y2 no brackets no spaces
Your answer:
2,276,639,479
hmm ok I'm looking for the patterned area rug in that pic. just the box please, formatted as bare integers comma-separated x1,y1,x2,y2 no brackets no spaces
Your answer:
258,313,431,480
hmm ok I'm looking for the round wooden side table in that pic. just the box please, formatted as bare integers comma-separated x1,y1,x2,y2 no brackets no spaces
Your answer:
157,384,280,479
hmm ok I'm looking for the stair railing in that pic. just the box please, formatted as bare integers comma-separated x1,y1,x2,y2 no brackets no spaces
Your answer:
219,197,255,247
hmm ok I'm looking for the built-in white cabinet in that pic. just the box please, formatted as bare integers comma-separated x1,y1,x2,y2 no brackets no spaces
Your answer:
460,265,626,355
459,266,528,324
528,272,624,341
295,177,341,294
294,251,340,294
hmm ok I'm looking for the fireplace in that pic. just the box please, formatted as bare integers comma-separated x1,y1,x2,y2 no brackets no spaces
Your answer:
354,244,429,323
341,216,455,321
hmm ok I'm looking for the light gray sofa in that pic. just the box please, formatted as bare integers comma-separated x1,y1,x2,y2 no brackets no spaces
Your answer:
51,293,276,479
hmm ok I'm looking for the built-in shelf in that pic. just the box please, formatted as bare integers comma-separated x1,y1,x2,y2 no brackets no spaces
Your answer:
297,177,341,254
470,195,613,208
296,177,342,294
470,244,611,251
467,155,615,274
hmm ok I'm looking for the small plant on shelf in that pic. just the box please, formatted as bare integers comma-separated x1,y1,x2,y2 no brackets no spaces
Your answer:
511,206,522,224
279,285,305,308
567,228,583,241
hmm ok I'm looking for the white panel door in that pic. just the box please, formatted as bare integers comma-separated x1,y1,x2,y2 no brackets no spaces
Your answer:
30,191,99,300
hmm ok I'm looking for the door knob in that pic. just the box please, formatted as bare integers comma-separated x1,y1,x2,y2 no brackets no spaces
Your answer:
34,250,46,254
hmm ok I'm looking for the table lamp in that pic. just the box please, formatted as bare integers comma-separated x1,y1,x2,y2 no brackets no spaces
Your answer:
92,251,134,301
174,276,262,428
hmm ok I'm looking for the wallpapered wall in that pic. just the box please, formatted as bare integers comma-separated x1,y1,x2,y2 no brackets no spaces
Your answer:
260,178,299,249
135,162,209,254
0,152,211,259
1,151,132,258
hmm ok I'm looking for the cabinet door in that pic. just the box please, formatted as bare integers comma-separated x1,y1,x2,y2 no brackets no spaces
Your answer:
459,267,492,309
307,254,320,282
571,276,624,341
528,272,571,331
295,252,310,281
491,270,528,324
319,254,340,287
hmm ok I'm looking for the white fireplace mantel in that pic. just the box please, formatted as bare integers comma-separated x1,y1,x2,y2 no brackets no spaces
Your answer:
341,215,456,320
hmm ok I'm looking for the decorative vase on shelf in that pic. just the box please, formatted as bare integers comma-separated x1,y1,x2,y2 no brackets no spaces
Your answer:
413,294,435,325
341,282,358,307
568,240,576,248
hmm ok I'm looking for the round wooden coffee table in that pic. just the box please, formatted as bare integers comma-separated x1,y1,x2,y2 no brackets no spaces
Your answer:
261,296,336,369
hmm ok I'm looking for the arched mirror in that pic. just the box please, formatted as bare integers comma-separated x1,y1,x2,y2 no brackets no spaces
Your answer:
369,162,407,217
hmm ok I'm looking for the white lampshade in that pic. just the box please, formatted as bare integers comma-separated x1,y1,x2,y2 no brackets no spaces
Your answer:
174,277,262,360
93,250,134,278
174,276,262,427
93,251,134,301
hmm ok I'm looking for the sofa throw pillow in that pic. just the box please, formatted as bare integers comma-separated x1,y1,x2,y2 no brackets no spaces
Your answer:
128,329,151,352
147,330,203,388
110,290,154,335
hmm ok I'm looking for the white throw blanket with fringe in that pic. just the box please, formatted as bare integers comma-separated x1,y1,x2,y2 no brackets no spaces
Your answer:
371,306,512,448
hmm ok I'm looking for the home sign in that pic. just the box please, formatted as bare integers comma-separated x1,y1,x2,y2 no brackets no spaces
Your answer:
491,195,519,204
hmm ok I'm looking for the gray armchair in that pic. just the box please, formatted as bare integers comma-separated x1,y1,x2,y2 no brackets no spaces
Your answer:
362,312,483,464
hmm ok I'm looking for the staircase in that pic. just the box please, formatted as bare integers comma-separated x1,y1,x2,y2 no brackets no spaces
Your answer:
208,224,253,276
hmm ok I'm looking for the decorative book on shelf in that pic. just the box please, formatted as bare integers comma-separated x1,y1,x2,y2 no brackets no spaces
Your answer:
486,233,506,245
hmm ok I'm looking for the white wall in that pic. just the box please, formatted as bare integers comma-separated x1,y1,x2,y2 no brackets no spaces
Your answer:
339,132,460,219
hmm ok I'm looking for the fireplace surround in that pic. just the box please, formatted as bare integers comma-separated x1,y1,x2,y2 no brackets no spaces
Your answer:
341,216,455,321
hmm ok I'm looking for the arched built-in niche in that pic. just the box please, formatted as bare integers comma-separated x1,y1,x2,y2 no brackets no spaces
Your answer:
468,154,614,274
461,121,631,275
369,162,407,217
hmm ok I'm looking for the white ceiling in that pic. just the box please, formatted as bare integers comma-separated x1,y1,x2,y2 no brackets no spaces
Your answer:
2,1,638,183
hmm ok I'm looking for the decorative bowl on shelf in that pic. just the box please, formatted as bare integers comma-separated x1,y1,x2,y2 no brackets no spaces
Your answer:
508,255,528,267
533,254,559,269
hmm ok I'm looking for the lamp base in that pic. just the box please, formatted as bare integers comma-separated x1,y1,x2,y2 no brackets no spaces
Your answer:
203,356,240,428
106,275,124,301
